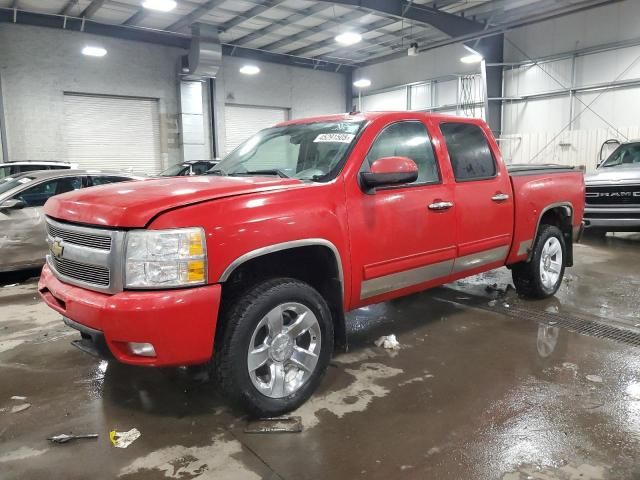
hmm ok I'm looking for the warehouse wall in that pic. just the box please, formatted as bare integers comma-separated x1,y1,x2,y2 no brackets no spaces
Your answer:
214,56,347,154
501,0,640,171
0,23,183,168
0,23,348,165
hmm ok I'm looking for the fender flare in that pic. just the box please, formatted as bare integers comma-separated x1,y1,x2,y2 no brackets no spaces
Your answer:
527,202,574,262
218,238,345,298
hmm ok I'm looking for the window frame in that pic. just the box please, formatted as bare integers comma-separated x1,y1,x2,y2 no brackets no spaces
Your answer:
439,121,498,183
359,119,442,192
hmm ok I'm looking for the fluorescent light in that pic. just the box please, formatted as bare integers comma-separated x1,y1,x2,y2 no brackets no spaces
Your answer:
353,78,371,88
142,0,177,12
460,53,483,64
335,32,362,46
82,46,107,57
239,65,260,75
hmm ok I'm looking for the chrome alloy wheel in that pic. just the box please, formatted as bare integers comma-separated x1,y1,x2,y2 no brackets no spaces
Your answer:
247,302,321,398
539,237,563,290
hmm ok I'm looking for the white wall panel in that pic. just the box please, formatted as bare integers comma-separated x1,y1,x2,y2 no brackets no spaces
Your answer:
362,88,407,111
409,84,431,111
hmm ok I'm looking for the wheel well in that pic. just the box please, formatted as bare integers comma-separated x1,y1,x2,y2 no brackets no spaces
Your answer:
538,206,574,266
219,246,347,351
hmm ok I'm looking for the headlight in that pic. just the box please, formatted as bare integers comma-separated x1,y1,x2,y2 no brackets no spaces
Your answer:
125,227,207,288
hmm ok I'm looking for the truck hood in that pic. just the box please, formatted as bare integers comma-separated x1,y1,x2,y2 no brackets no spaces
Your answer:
44,175,304,228
586,165,640,185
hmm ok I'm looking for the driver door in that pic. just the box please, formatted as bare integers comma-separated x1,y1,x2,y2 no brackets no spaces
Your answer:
345,119,456,306
0,176,82,270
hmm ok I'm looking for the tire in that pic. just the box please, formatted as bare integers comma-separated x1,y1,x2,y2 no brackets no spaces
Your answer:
512,224,566,299
214,278,334,417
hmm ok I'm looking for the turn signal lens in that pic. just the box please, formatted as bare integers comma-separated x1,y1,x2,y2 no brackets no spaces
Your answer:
187,260,206,282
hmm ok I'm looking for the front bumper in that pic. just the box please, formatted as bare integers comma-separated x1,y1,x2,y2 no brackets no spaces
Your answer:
584,206,640,231
39,264,221,367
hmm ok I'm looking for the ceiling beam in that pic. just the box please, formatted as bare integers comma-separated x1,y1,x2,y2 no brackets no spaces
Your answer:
314,0,484,37
58,0,79,16
166,0,227,31
231,4,332,45
219,0,288,32
80,0,107,19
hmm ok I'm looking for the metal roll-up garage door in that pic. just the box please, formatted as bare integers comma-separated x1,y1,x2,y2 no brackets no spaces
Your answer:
63,93,162,175
224,104,288,154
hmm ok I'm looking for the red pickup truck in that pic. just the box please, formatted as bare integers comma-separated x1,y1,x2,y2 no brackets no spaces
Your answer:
39,112,584,416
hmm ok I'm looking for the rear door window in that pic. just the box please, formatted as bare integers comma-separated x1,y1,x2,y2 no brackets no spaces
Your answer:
440,123,497,181
191,162,211,175
15,177,82,208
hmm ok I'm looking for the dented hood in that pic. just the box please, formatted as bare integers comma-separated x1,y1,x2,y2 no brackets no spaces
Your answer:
44,175,304,228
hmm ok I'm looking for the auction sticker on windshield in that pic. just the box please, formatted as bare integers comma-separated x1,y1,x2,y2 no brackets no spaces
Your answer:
314,133,355,143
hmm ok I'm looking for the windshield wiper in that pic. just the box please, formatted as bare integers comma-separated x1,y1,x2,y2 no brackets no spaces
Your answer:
237,169,290,178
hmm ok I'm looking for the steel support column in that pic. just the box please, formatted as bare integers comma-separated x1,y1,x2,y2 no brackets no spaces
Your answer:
471,34,503,136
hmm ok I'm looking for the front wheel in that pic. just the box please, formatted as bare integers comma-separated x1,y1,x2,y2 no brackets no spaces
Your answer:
215,278,334,417
512,224,566,299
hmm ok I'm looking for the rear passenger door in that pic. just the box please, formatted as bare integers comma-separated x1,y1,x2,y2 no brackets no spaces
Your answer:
437,121,513,276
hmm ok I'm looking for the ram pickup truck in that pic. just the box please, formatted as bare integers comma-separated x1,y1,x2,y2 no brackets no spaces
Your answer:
39,112,585,416
584,140,640,233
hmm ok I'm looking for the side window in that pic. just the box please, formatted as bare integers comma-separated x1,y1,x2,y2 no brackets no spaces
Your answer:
191,162,211,175
362,121,439,185
89,176,131,186
18,165,47,173
440,122,496,181
15,177,82,208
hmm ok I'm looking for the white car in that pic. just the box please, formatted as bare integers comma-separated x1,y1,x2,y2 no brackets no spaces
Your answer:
0,161,78,179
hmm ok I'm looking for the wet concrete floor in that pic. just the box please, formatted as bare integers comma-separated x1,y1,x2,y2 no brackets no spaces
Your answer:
0,233,639,479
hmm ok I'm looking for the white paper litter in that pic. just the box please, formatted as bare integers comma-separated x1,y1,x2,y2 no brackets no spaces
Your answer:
374,335,400,350
11,396,27,401
586,375,603,383
3,283,19,288
111,428,141,448
10,403,31,413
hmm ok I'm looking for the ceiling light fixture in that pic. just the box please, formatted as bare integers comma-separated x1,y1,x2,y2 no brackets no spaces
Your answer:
335,32,362,46
142,0,177,12
239,65,260,75
82,46,107,57
460,53,483,64
353,78,371,88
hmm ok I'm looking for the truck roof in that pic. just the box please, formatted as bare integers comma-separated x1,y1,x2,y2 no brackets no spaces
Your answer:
277,111,486,127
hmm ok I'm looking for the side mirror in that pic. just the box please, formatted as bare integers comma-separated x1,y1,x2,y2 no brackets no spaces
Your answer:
0,199,26,211
360,156,419,191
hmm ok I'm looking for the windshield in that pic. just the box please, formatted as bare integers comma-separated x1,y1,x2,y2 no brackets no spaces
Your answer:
159,164,188,176
213,120,365,181
0,176,34,196
601,143,640,168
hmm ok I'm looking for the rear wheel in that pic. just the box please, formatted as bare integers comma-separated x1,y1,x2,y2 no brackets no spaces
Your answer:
512,224,566,299
215,278,333,417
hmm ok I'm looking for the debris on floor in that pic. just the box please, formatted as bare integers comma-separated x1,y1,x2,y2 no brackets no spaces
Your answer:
488,300,498,307
374,334,400,350
48,433,99,444
109,428,141,448
586,375,603,383
10,403,31,414
10,396,27,401
244,416,303,434
3,283,19,288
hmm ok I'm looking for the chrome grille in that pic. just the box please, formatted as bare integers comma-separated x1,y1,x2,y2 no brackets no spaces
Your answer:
585,184,640,205
50,256,110,286
45,217,125,293
47,222,111,250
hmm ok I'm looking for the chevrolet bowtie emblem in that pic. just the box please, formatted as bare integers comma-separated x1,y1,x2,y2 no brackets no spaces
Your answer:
50,238,64,258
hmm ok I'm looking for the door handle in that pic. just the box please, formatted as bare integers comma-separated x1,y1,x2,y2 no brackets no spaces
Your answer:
428,201,454,211
491,193,510,202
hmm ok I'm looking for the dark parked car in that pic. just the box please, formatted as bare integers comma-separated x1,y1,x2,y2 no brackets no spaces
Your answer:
159,160,219,177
